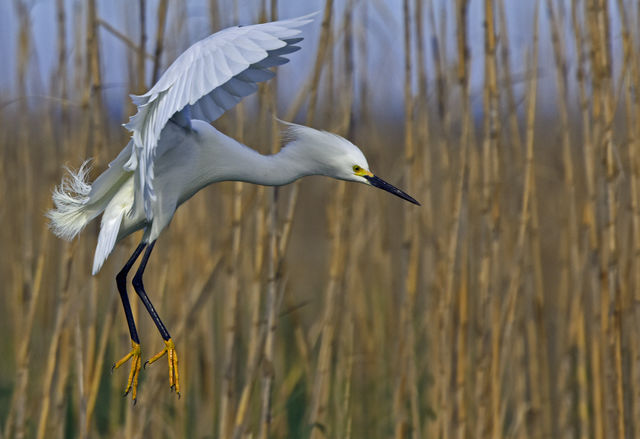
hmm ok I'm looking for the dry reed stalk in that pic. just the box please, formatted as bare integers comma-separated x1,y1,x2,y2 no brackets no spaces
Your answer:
411,1,432,431
14,0,35,319
336,8,357,437
511,333,529,439
407,3,423,438
52,327,72,437
496,0,522,168
499,10,538,438
209,0,220,31
245,184,266,368
392,2,415,438
303,0,333,125
258,200,277,439
575,293,590,439
85,295,117,430
583,2,611,433
3,227,48,439
55,0,69,140
546,0,580,357
616,3,639,438
96,19,154,61
35,241,75,439
218,108,245,439
501,1,538,377
151,0,168,83
571,1,598,250
232,325,268,439
3,268,22,439
475,0,500,437
239,189,268,436
570,4,604,438
74,316,88,439
309,181,347,439
427,0,452,215
618,2,640,436
85,0,104,160
339,318,354,439
590,0,625,436
72,236,96,409
258,5,280,436
414,0,433,257
137,0,147,93
356,0,369,130
441,3,471,436
71,3,85,114
452,4,469,436
337,196,372,439
455,230,469,439
284,0,334,124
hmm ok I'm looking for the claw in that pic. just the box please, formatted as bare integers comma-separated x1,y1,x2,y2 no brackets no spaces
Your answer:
113,340,142,402
145,338,180,396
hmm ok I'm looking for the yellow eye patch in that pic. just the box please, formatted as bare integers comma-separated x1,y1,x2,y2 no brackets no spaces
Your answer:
353,165,372,177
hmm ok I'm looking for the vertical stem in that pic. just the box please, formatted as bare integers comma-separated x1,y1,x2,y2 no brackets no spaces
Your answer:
393,1,415,437
36,242,74,439
219,107,245,439
259,4,279,437
151,0,168,84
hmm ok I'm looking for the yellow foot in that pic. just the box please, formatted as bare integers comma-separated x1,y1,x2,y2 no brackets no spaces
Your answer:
144,338,180,397
112,340,142,402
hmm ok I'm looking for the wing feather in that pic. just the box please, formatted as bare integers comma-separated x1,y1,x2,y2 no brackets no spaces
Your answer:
224,77,258,97
236,67,275,82
211,86,241,110
252,55,290,69
123,12,317,219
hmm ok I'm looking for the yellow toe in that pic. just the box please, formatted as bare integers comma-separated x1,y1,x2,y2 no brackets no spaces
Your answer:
113,340,142,401
145,338,180,397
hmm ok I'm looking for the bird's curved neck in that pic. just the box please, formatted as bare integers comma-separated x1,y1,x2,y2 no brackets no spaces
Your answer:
196,124,316,188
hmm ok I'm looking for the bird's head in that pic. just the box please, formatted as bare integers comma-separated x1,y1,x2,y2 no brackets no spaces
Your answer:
279,121,420,205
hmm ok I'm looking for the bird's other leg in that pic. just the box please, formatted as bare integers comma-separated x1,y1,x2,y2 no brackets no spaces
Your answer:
131,240,180,396
113,242,147,402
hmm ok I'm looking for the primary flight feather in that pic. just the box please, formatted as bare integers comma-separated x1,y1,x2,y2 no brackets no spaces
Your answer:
47,12,419,401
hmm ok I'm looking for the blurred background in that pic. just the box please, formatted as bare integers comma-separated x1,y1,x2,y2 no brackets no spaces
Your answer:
1,0,639,438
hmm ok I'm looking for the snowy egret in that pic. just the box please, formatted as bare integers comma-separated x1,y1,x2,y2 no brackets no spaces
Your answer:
47,13,419,401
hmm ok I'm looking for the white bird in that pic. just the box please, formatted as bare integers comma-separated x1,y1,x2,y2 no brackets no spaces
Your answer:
47,13,419,401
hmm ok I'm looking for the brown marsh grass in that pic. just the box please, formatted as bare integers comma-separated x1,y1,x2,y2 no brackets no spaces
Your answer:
2,0,640,438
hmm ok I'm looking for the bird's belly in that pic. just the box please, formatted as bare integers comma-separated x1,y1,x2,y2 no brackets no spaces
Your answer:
117,202,148,242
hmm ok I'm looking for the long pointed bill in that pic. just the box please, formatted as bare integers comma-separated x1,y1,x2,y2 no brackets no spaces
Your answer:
364,175,421,205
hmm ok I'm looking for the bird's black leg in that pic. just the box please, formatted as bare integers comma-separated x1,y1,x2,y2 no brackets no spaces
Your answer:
131,241,171,340
116,242,147,344
112,241,147,402
131,240,180,395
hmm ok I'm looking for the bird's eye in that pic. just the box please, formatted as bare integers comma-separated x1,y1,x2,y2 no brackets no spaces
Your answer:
353,165,362,173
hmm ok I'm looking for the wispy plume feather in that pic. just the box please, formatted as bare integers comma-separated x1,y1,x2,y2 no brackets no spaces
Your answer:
46,160,93,240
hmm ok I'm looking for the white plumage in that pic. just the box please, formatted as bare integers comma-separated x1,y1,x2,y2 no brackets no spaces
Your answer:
47,160,94,240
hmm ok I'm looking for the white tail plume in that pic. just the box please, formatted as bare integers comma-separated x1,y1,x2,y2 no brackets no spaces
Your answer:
47,161,98,240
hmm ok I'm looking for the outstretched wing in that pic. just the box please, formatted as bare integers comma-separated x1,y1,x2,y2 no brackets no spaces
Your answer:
123,12,316,219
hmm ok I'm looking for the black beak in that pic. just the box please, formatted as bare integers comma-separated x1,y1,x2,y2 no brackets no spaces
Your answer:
364,175,421,206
